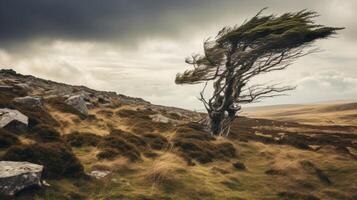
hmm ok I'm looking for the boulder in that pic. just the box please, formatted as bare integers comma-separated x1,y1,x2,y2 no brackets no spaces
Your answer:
14,83,30,91
149,114,170,123
0,161,43,196
14,96,42,108
64,95,88,116
0,109,28,130
89,170,110,179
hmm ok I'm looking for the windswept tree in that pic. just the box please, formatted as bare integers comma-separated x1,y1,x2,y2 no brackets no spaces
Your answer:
175,9,343,136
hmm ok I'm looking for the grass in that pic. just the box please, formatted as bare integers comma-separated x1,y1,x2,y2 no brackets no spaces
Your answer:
9,137,357,200
1,84,356,199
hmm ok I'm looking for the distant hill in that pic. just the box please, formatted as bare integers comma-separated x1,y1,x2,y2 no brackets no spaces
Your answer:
242,100,357,125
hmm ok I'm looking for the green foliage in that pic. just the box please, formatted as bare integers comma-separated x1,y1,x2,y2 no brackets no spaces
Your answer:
176,9,343,84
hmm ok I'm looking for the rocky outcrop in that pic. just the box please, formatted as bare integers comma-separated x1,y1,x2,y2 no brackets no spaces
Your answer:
0,161,43,196
0,109,28,129
14,96,42,108
64,95,88,116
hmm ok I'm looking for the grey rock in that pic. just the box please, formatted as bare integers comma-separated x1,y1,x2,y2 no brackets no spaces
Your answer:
85,102,95,109
0,108,28,129
0,161,43,196
0,85,14,91
89,170,110,179
149,114,170,123
65,95,88,116
14,83,30,90
14,96,42,108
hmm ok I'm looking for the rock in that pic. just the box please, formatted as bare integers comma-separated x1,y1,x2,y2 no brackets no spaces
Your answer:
64,95,88,116
14,96,42,108
89,170,110,179
97,95,110,104
85,102,95,109
0,85,14,92
149,114,170,123
0,161,43,196
0,109,28,130
42,180,51,187
232,162,246,170
14,83,30,90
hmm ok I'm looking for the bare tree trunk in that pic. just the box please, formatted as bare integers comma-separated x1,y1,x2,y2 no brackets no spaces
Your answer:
208,111,224,136
208,110,236,136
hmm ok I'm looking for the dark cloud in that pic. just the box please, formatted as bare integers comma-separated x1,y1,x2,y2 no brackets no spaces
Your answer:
2,0,343,50
0,0,223,48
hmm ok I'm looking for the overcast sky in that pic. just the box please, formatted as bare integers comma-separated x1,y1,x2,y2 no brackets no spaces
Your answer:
0,0,356,110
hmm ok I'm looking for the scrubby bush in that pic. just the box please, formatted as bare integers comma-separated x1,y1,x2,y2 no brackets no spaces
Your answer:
173,124,236,164
0,85,28,108
2,142,84,178
110,129,147,150
130,120,173,133
0,129,20,148
14,104,59,129
96,148,120,160
30,124,61,142
232,162,246,170
64,132,102,147
142,133,169,150
99,134,141,161
115,108,156,120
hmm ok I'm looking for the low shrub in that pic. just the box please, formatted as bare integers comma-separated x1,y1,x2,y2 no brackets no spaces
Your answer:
173,124,236,164
142,133,169,150
115,108,156,120
30,124,61,142
64,132,102,147
0,129,20,148
2,142,84,178
99,133,141,161
96,148,120,160
110,129,147,150
232,162,246,170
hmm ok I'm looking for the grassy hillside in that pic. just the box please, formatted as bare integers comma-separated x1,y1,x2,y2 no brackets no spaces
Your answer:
1,70,356,200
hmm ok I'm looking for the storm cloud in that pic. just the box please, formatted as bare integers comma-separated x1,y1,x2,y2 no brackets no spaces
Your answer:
0,0,356,109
